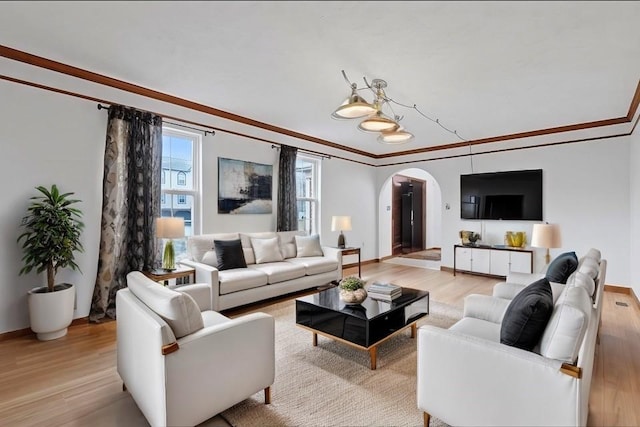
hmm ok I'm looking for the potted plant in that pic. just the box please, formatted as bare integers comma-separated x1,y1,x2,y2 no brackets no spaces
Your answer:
17,185,84,341
338,276,367,305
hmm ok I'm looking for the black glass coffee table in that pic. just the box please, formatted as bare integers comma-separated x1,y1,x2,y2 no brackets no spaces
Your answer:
295,286,429,369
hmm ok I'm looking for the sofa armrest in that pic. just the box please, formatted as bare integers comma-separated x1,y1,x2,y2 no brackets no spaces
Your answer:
492,282,527,300
174,283,212,311
417,325,578,426
505,272,545,286
463,294,510,324
322,246,343,270
178,259,221,310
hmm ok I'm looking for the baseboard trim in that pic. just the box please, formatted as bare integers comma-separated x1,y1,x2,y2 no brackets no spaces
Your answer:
343,259,378,270
604,284,632,294
440,266,454,274
0,316,89,342
378,255,396,262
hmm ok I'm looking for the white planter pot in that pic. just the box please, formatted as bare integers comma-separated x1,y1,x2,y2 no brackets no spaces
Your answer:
27,283,75,341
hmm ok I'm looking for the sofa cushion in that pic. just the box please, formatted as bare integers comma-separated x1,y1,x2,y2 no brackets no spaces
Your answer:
188,233,239,263
500,278,554,351
566,271,595,297
251,237,285,264
240,232,277,264
286,256,338,275
539,285,592,363
277,230,305,259
249,262,306,284
127,272,204,339
546,252,578,284
577,257,599,280
295,234,324,257
214,239,247,271
585,248,601,262
450,317,501,343
218,268,269,295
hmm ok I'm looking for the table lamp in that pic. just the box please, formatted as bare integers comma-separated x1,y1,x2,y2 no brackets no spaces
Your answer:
331,216,352,249
156,217,185,271
531,223,561,265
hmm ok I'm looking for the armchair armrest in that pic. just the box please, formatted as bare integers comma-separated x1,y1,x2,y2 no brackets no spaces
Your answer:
174,283,212,311
417,325,578,426
178,259,221,310
463,294,510,324
493,282,527,300
165,313,275,422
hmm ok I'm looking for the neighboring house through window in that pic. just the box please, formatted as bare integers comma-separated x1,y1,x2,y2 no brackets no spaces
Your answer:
161,127,201,259
296,155,320,235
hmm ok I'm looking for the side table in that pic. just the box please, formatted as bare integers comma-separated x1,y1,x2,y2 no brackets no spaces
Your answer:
143,267,196,287
338,247,361,278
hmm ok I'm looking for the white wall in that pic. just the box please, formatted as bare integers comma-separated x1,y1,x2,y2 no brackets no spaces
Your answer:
377,168,443,259
378,137,631,285
0,80,105,334
630,131,640,297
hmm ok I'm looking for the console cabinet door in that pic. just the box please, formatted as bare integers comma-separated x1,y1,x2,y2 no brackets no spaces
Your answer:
471,248,490,274
489,250,510,277
455,247,472,271
509,251,533,274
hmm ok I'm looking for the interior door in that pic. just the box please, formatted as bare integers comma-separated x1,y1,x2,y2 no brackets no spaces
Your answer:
401,182,413,250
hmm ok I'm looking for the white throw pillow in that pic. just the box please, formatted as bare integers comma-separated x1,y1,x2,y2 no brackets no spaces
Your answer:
251,237,284,264
295,234,324,257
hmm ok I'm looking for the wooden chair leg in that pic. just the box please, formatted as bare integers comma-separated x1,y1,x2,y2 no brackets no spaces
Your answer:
423,411,431,427
264,386,271,404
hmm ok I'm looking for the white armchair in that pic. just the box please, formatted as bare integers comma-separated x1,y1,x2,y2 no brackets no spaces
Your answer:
116,271,275,427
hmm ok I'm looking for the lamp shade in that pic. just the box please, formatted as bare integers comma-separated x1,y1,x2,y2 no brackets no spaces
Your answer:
156,217,185,239
332,88,376,119
378,128,414,144
358,111,400,133
331,216,352,232
531,223,561,249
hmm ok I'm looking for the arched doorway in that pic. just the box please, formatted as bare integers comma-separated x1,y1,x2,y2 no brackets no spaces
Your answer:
378,168,443,268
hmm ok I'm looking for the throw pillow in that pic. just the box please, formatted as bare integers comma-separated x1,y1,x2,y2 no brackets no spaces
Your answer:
500,278,554,351
545,251,578,283
214,239,247,271
295,234,324,257
251,237,285,264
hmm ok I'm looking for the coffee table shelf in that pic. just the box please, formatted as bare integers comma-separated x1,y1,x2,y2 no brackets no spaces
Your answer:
295,286,429,369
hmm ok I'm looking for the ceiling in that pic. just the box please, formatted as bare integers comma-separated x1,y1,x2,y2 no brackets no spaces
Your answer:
2,1,640,160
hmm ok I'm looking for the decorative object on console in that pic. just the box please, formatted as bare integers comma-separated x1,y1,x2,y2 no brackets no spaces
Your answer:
156,217,184,271
459,230,481,246
331,70,466,145
339,276,367,305
531,223,562,264
332,216,352,248
505,231,526,248
218,157,273,214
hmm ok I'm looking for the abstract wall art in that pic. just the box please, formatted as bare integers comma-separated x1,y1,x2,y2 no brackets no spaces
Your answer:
218,157,273,214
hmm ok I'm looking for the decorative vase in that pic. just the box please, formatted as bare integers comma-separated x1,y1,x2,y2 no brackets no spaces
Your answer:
505,231,526,248
339,288,368,305
27,283,75,341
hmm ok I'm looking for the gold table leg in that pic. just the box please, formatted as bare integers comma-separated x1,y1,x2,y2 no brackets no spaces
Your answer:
369,346,377,370
411,323,417,338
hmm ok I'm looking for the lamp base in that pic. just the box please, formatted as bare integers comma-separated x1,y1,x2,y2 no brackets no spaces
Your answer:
337,232,346,249
545,248,551,265
162,239,176,270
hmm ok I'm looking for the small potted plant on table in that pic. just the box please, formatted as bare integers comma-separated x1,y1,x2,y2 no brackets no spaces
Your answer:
17,185,84,341
339,276,367,305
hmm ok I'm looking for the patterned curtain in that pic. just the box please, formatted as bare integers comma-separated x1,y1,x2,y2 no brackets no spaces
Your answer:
277,145,298,231
89,105,162,322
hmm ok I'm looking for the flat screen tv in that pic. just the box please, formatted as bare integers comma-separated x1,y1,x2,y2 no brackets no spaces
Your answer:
460,169,543,220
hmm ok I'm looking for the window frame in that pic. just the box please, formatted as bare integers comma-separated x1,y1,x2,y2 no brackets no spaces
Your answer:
295,154,321,235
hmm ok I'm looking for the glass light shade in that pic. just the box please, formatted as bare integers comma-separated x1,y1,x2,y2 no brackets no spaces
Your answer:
358,112,400,133
378,129,414,144
331,90,376,119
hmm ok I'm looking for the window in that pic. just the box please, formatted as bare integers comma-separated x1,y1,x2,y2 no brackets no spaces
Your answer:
177,171,186,186
296,155,320,235
161,127,201,260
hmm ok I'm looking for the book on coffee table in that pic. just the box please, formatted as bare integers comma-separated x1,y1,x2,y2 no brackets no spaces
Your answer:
368,282,402,301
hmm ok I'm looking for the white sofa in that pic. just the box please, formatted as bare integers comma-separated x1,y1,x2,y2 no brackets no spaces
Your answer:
417,249,606,427
179,231,342,311
117,272,275,427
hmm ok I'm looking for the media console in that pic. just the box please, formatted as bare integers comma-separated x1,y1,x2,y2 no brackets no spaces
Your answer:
453,244,534,279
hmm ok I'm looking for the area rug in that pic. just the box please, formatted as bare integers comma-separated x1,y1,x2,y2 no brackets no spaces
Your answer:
221,299,461,427
399,249,441,261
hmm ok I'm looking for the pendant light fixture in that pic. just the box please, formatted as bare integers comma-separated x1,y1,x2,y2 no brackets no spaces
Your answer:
378,128,415,144
332,84,376,119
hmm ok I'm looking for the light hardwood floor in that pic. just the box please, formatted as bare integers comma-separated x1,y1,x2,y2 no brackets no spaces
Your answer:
0,262,638,426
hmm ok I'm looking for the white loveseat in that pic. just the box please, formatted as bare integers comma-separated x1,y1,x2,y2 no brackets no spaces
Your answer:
117,272,275,427
179,231,342,311
417,249,606,426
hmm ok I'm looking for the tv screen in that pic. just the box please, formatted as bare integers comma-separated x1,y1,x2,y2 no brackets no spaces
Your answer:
460,169,543,220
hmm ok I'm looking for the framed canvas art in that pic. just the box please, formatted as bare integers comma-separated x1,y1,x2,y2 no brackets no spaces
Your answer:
218,157,273,214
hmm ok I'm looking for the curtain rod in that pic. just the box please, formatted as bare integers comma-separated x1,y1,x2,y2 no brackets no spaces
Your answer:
271,144,331,160
97,104,216,136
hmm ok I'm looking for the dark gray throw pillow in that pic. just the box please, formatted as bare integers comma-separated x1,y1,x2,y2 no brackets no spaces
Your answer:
500,278,554,351
545,251,578,283
214,239,247,271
